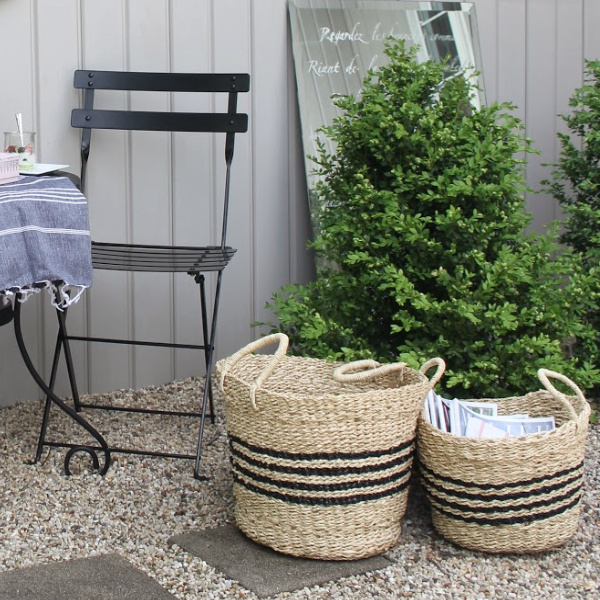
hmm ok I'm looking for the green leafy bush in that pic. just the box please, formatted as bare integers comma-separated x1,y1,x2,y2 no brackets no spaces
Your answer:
267,41,599,398
545,60,600,260
545,60,600,382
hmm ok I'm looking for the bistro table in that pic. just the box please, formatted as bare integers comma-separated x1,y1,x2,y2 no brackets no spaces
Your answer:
0,174,111,474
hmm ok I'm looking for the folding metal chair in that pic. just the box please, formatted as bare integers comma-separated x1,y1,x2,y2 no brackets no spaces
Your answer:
33,70,250,478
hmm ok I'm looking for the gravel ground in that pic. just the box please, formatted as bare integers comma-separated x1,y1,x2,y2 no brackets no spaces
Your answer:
0,377,598,600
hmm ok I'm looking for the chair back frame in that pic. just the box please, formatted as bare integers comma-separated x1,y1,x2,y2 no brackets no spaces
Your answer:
72,70,250,250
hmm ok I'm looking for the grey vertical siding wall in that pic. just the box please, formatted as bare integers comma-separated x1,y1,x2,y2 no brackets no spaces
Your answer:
0,0,598,405
474,0,600,228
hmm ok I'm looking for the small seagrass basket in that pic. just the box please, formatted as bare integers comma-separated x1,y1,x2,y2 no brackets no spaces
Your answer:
216,333,445,560
417,369,591,554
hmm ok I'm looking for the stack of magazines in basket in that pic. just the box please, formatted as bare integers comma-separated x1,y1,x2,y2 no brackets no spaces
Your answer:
424,390,555,438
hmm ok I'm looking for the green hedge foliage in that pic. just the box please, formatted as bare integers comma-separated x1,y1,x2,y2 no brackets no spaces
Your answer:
266,42,600,398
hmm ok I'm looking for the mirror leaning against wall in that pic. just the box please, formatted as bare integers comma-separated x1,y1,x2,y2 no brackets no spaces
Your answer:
288,0,485,236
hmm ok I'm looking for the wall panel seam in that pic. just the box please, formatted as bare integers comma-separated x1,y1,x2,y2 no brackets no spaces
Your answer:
249,0,258,336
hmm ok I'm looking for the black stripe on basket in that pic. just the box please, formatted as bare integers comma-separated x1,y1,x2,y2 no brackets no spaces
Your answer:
232,460,411,493
418,463,584,503
233,471,412,506
230,438,414,477
429,491,583,526
230,434,415,462
416,458,584,492
422,479,583,517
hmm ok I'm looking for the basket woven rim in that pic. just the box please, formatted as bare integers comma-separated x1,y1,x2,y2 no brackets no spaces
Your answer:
417,390,590,446
218,359,431,401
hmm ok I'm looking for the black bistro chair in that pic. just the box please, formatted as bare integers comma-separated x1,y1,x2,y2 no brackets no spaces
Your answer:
34,70,250,478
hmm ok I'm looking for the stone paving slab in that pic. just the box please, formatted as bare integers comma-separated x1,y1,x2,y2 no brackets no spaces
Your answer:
170,524,392,598
0,553,176,600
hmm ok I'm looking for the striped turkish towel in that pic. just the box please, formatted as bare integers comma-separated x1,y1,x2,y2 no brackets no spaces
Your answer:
0,175,92,308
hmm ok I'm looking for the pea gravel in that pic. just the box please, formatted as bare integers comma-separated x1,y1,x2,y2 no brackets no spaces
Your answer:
0,377,598,599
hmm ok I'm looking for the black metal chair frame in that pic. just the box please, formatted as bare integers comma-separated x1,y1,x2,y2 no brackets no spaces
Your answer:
22,70,250,479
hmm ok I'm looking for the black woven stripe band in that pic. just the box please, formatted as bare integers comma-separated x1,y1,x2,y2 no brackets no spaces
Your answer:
233,471,411,506
416,457,584,491
230,439,414,477
422,479,583,516
419,464,584,503
229,434,415,462
430,491,582,526
232,459,411,493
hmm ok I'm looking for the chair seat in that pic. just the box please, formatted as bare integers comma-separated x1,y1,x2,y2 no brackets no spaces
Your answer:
91,242,236,273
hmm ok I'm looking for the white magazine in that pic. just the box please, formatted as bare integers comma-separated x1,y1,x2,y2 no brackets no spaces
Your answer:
449,399,498,436
436,394,450,432
423,390,432,423
425,391,555,438
449,398,462,435
464,416,511,439
464,413,555,439
426,390,439,429
463,401,498,417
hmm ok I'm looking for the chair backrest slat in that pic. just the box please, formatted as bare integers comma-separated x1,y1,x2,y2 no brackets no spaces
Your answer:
71,109,248,133
73,70,250,93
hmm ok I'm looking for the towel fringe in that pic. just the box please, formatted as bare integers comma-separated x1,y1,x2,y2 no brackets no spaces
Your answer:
1,281,88,311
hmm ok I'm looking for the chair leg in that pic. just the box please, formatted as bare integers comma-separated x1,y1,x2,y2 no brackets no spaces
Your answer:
196,274,215,423
194,269,225,479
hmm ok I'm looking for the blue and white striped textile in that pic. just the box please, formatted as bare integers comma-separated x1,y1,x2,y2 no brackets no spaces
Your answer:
0,175,92,308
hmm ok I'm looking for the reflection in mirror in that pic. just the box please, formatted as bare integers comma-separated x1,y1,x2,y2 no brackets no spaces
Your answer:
288,0,485,236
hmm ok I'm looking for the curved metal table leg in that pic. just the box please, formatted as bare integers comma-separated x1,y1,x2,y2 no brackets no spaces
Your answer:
12,296,111,476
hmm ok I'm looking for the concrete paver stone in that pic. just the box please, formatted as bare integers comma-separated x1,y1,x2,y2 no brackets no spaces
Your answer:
170,524,392,598
0,553,176,600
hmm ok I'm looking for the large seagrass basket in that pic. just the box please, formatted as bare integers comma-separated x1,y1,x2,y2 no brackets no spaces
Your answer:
417,369,591,554
216,333,445,560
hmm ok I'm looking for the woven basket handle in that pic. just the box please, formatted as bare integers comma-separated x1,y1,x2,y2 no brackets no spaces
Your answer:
537,368,587,422
333,356,445,387
419,357,446,388
218,333,289,409
332,360,407,383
